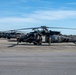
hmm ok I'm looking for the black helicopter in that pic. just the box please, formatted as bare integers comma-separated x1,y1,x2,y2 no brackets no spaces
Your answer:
15,26,76,45
0,30,24,39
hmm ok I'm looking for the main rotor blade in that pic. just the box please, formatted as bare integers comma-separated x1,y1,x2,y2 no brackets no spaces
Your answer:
14,27,41,30
16,28,33,30
5,26,76,31
48,27,76,30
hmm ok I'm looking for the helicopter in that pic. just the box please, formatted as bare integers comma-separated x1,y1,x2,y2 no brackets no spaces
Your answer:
0,30,24,39
15,26,76,45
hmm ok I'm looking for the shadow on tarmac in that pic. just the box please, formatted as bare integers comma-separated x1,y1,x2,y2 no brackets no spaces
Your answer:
8,43,76,48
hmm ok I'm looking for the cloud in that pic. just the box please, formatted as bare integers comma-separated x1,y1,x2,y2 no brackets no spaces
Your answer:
0,0,28,6
19,0,28,2
0,17,36,23
67,2,76,5
0,10,76,23
0,1,19,5
29,10,76,20
32,0,53,4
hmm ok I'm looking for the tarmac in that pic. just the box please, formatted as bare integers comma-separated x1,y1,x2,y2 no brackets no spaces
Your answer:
0,39,76,75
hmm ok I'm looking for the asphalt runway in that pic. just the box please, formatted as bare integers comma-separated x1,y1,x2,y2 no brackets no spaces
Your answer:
0,39,76,75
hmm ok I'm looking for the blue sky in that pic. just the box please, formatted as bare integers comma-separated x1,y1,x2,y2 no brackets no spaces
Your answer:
0,0,76,34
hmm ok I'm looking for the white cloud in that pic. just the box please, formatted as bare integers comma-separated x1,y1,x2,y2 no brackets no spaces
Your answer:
29,10,76,20
67,2,76,5
0,1,19,5
0,10,76,23
0,18,36,23
19,0,28,2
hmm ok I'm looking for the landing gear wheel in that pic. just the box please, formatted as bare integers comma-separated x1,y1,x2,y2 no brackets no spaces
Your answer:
38,42,42,45
33,42,38,45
